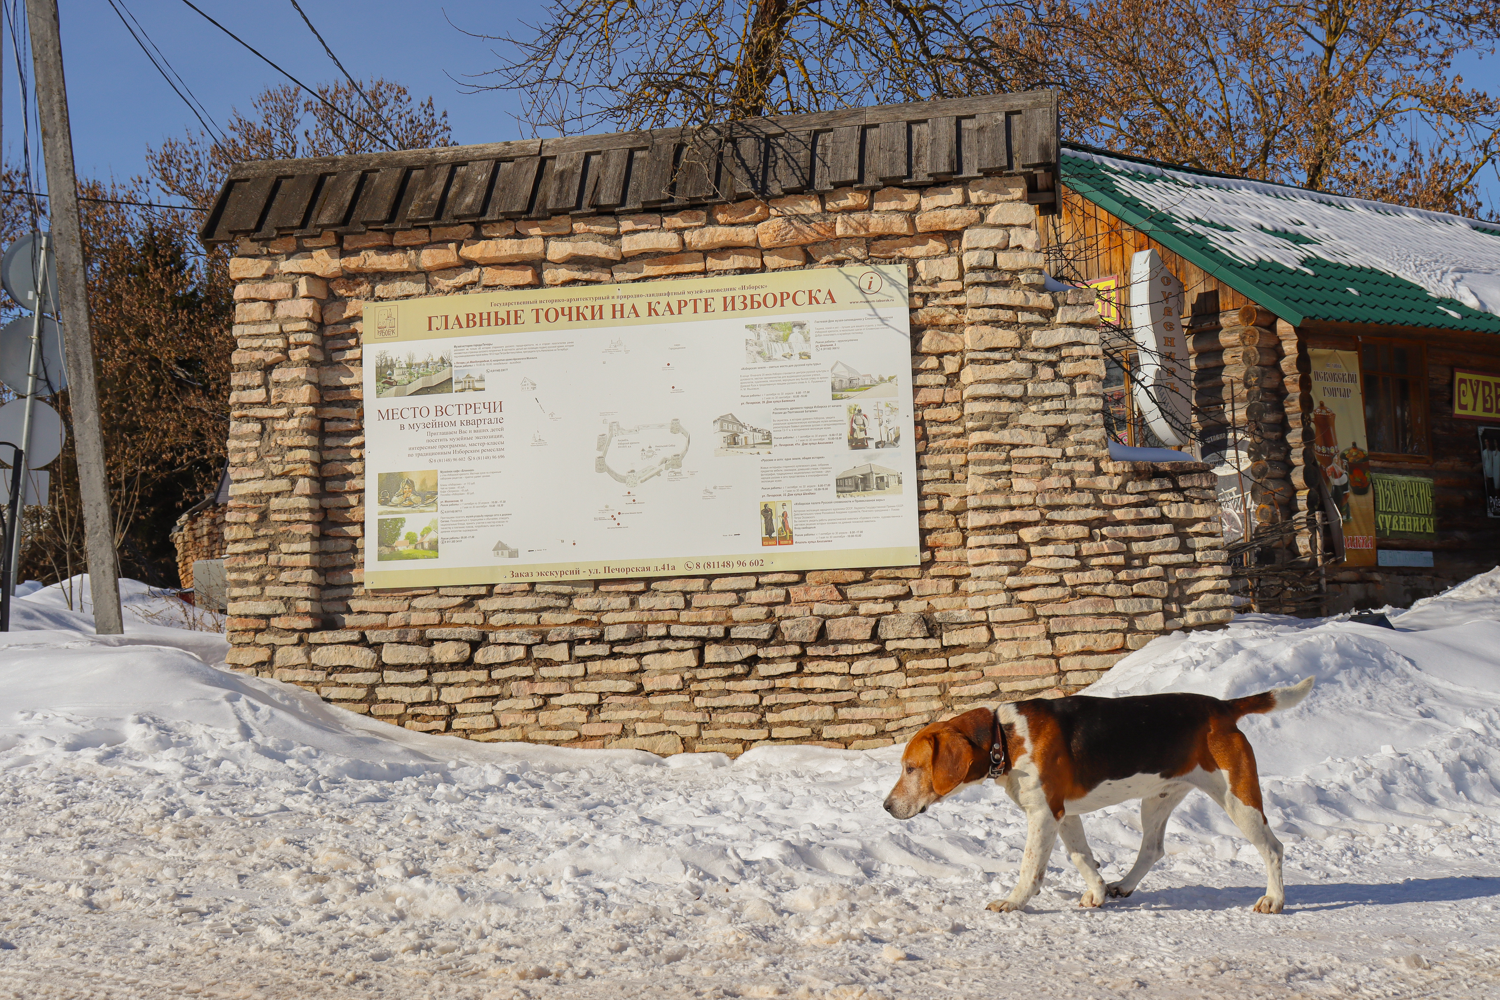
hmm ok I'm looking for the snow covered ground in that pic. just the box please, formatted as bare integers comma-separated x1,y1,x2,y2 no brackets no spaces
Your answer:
1,575,1498,999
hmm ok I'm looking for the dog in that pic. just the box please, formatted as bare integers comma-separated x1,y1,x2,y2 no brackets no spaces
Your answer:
883,677,1313,914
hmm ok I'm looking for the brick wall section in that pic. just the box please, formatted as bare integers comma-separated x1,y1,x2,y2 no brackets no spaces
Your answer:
170,505,227,589
221,177,1233,754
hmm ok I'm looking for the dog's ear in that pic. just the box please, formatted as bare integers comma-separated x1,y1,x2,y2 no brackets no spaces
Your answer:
929,729,980,798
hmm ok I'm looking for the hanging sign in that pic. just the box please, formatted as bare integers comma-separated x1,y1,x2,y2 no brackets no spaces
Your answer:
1308,349,1376,565
1086,275,1121,325
362,265,920,589
1127,249,1190,446
1480,425,1500,519
1454,369,1500,421
1371,473,1436,538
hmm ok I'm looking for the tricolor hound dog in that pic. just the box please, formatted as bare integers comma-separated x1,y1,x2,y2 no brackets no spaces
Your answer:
883,677,1313,914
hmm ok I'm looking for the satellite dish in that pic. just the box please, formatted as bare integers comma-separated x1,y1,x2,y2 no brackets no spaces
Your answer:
2,233,59,314
1128,249,1190,447
0,315,67,396
0,397,66,468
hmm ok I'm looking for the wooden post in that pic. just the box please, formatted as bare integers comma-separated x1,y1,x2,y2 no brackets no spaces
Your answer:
24,0,123,634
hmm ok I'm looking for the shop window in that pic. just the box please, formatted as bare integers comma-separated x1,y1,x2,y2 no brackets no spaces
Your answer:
1360,340,1429,458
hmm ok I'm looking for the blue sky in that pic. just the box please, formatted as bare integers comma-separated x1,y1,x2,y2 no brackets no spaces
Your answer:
1,2,1495,213
4,0,538,193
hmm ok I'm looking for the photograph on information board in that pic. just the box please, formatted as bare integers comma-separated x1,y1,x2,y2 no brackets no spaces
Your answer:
362,265,919,589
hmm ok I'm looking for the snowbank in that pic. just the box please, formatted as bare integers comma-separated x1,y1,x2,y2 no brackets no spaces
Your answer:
2,575,228,665
0,572,1497,997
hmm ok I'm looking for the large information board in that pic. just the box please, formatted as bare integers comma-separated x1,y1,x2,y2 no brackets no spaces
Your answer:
362,265,919,588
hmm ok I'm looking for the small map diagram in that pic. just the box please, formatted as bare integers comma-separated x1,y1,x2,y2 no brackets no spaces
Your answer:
595,419,691,486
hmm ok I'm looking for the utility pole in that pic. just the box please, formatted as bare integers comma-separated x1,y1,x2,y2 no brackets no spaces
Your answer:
24,0,123,634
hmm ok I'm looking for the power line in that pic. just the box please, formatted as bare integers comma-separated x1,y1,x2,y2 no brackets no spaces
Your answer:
5,1,42,227
107,0,225,146
286,0,398,147
0,187,200,212
177,0,395,152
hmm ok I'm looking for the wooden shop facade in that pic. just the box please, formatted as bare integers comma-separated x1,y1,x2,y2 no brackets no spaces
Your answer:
1049,146,1500,613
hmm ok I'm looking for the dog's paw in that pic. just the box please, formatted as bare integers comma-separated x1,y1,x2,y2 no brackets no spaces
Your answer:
1252,894,1284,914
985,898,1025,913
1106,882,1133,898
1079,887,1105,908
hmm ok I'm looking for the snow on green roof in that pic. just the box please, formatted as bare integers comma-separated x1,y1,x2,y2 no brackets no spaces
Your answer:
1060,145,1500,333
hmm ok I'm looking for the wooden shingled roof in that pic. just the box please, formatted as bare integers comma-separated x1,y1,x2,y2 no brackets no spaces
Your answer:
200,90,1060,245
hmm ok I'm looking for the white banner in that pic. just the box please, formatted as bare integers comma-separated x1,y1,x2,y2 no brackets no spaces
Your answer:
362,265,920,588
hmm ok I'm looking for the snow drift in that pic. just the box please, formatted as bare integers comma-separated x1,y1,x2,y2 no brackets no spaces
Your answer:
0,571,1497,997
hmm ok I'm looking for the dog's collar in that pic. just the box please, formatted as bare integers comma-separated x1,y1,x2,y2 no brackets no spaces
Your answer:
988,709,1013,779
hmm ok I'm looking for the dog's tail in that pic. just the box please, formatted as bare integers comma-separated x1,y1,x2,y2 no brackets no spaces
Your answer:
1225,676,1314,718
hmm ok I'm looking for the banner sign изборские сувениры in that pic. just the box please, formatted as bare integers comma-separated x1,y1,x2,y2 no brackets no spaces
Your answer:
1309,348,1377,566
362,265,920,588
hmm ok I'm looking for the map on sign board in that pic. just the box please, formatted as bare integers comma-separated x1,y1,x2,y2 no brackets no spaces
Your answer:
362,265,920,588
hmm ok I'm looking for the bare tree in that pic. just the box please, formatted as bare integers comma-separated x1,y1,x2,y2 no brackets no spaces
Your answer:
997,0,1500,214
1,78,456,586
457,0,1039,135
148,78,453,212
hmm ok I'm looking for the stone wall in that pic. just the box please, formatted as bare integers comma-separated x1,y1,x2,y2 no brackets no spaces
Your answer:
171,504,227,590
222,176,1232,754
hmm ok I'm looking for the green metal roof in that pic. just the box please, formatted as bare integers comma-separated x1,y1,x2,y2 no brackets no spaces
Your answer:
1060,145,1500,334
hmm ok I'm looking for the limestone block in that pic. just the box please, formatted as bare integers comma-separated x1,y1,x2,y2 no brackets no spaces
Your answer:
985,203,1036,225
942,625,991,646
517,217,573,236
543,264,613,284
876,614,928,639
707,249,762,270
431,640,471,663
756,217,836,248
705,643,756,663
824,617,876,641
713,200,770,224
607,735,685,755
779,617,823,642
461,237,545,264
419,244,463,270
229,258,277,279
312,644,378,670
343,249,417,273
547,239,622,263
869,236,948,258
1031,326,1100,348
621,231,683,257
684,226,759,250
835,213,914,237
967,286,1054,310
763,247,806,268
643,649,698,671
774,193,822,215
663,210,707,229
917,208,983,232
960,228,1010,250
613,253,705,279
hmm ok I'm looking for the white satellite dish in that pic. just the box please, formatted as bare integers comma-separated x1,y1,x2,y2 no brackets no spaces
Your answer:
1128,249,1190,447
2,233,59,314
0,315,67,396
0,397,66,468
